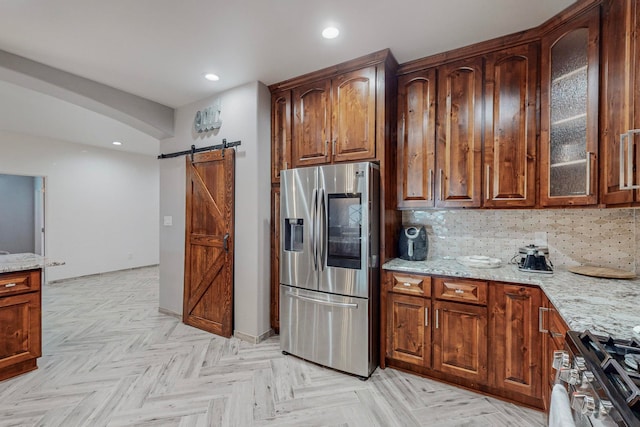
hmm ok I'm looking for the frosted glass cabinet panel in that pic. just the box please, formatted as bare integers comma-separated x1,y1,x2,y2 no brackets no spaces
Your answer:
540,8,599,206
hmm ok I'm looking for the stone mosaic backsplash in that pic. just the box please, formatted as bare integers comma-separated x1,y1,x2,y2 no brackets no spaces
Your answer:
402,208,638,272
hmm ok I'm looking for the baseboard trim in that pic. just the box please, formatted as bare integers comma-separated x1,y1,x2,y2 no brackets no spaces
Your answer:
158,307,181,320
48,264,159,284
234,329,274,344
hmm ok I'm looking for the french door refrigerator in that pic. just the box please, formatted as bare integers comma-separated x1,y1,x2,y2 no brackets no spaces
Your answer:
280,162,380,378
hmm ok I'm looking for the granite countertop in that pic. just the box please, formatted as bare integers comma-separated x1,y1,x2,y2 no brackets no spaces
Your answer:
383,257,640,340
0,253,65,273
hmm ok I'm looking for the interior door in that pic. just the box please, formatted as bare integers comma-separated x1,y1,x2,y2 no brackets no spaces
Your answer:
183,150,235,338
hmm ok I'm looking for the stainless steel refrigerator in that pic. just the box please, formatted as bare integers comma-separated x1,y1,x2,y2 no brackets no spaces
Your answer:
279,162,380,378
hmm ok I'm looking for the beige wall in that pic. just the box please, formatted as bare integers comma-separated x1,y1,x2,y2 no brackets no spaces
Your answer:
404,208,639,272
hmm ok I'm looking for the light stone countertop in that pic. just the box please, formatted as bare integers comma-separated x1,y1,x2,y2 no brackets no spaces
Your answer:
383,257,640,340
0,253,65,273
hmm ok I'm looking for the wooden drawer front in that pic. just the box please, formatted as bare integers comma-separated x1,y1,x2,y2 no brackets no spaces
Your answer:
0,270,41,297
389,273,431,297
434,278,487,305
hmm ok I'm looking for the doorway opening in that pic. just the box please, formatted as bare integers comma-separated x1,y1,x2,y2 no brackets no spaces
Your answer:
0,173,45,256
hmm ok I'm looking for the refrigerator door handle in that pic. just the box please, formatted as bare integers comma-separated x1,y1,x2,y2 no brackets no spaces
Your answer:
285,291,358,308
311,188,318,271
320,188,327,271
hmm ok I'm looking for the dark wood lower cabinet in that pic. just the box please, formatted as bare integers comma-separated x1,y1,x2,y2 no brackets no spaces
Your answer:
433,300,488,384
387,293,431,367
384,270,557,409
0,269,42,382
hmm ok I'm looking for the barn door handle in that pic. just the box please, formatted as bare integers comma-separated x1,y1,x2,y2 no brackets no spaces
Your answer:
223,233,229,252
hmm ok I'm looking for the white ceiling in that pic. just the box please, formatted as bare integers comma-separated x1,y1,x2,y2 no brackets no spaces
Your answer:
0,0,575,154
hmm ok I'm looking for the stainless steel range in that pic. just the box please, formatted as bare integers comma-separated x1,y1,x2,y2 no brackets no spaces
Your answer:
553,331,640,426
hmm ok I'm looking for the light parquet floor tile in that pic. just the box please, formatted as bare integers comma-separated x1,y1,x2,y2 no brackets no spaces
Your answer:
0,266,546,426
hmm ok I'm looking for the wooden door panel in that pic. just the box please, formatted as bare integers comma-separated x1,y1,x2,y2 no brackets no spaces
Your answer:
387,293,431,367
332,67,377,162
0,293,41,370
270,187,280,332
433,301,487,383
184,150,234,338
271,91,292,183
397,69,436,208
436,58,483,207
490,284,542,399
292,80,331,167
484,45,537,207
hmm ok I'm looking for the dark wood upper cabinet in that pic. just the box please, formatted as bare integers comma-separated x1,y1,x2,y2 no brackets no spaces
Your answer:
484,44,538,208
332,67,377,163
397,69,437,209
540,7,600,206
436,57,483,208
292,79,331,168
270,186,280,333
600,0,639,205
489,284,542,401
271,90,292,184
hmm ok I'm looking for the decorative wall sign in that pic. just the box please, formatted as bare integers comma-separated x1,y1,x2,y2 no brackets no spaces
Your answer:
194,98,222,133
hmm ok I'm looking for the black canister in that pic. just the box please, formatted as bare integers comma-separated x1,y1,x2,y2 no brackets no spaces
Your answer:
398,226,428,261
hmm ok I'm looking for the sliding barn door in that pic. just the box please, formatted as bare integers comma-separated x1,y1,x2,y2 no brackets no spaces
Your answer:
183,150,235,337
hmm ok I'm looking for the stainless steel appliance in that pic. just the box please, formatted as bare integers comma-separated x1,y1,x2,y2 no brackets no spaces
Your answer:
517,244,554,274
279,162,379,379
551,331,640,426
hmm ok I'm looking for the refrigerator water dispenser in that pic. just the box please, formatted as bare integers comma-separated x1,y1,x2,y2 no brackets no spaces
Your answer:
284,218,303,252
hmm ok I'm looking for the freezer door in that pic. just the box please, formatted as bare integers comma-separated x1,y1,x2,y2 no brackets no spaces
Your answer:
280,285,373,378
317,162,377,298
280,167,318,290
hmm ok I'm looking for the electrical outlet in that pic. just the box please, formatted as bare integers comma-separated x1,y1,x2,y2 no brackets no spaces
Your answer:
163,216,173,226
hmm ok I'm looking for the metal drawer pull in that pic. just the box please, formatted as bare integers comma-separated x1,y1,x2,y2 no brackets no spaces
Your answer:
425,307,429,327
286,291,357,308
454,288,464,294
435,309,439,329
4,283,16,288
539,306,549,333
620,130,640,190
403,282,412,287
585,151,592,195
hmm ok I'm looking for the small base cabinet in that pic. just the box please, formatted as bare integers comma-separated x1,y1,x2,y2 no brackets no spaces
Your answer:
383,270,553,409
0,269,42,382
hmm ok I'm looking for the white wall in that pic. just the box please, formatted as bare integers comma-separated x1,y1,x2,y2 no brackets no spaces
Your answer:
159,81,272,340
0,131,159,281
0,174,35,253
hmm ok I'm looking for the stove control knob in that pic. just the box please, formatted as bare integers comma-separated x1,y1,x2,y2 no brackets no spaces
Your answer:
574,356,587,371
553,351,570,370
598,400,613,417
581,395,596,416
559,368,580,385
582,371,594,384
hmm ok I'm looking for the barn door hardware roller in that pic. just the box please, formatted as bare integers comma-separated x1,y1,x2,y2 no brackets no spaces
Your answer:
157,139,242,161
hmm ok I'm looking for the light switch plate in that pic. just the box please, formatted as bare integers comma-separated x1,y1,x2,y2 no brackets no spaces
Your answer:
163,216,173,226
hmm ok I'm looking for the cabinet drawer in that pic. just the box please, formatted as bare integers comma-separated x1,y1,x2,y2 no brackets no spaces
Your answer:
388,273,431,297
434,277,487,305
0,270,41,297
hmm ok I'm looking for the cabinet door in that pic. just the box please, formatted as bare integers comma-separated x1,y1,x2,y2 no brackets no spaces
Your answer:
332,67,377,163
292,79,331,167
271,91,291,184
489,284,542,399
387,293,431,367
433,300,487,383
600,0,637,205
484,45,538,207
0,292,41,371
397,69,437,208
436,57,483,208
541,294,569,410
270,186,280,332
540,7,599,206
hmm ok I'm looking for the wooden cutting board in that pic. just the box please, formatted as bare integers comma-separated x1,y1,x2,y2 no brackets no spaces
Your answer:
568,265,636,279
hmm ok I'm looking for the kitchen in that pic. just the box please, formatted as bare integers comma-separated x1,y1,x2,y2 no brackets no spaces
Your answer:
1,0,640,425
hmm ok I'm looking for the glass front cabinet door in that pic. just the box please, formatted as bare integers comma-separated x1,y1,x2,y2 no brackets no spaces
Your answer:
540,8,599,206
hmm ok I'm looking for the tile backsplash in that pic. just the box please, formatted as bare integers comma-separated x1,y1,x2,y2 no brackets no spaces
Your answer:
403,208,638,272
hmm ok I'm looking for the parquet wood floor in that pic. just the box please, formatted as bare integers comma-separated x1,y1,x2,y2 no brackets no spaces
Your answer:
0,267,545,426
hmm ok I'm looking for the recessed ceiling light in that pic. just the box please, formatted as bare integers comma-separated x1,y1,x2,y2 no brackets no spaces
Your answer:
112,141,122,146
322,27,339,39
204,73,220,81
